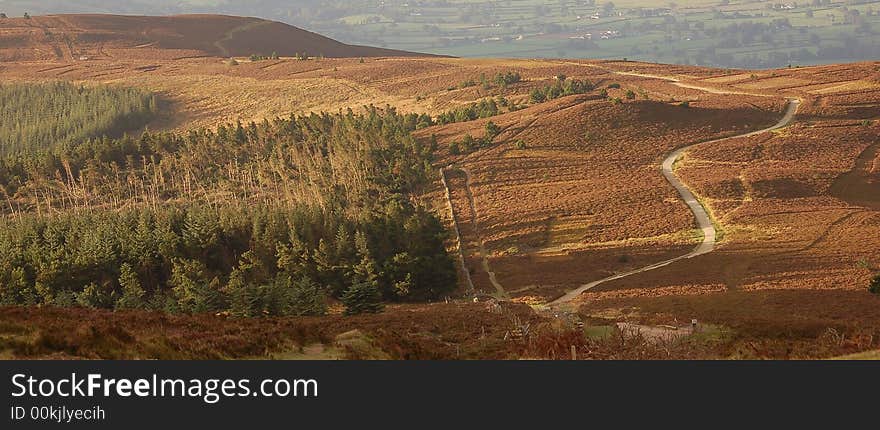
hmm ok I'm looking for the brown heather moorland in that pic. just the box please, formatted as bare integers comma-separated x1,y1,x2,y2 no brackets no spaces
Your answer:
1,14,878,359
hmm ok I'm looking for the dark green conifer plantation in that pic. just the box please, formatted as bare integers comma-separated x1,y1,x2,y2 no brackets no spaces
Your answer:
0,106,456,315
0,82,157,156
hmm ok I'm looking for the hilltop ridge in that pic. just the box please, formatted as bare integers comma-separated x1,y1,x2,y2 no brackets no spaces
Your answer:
0,14,437,61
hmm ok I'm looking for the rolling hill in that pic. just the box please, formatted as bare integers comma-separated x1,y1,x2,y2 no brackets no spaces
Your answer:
0,14,435,61
0,12,878,359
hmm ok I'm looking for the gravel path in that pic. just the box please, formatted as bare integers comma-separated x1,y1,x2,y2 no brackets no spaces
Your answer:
550,98,801,305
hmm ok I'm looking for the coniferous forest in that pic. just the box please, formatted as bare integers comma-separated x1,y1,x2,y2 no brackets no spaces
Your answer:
0,85,456,316
0,82,157,156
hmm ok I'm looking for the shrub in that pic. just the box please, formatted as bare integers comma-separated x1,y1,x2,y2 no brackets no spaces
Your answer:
625,90,636,99
529,75,595,103
870,274,880,295
608,83,621,89
76,282,115,309
436,98,499,124
494,71,522,88
584,130,603,144
530,88,547,103
461,134,477,152
485,121,500,140
679,101,691,108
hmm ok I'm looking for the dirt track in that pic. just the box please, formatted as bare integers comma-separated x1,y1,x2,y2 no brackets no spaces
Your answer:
550,98,801,305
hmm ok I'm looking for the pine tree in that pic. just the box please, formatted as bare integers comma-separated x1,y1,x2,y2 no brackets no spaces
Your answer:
335,225,356,264
341,279,383,315
0,267,38,305
169,258,223,313
76,282,115,309
226,268,259,317
353,230,380,289
870,274,880,295
314,238,345,296
342,229,386,309
74,223,118,273
276,236,313,279
279,276,327,316
183,208,220,250
236,250,271,287
116,263,145,309
388,252,415,298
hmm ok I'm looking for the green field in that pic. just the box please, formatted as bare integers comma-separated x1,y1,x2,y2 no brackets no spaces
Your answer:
299,0,880,69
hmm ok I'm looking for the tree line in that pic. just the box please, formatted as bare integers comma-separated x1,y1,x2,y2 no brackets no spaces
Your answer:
435,77,597,128
0,106,436,216
0,202,454,316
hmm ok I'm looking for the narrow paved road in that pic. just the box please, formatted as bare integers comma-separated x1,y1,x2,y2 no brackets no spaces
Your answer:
550,98,800,306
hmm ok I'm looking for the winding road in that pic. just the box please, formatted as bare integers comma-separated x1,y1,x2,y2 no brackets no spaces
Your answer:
550,97,801,306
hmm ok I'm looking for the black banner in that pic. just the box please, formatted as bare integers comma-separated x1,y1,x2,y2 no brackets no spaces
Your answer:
1,361,874,428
